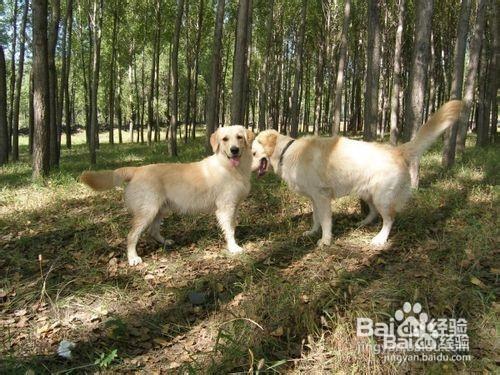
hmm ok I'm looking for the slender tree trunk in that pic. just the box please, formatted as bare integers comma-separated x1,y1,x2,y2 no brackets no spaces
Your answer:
476,28,490,147
206,0,225,152
441,0,471,166
488,2,499,144
8,0,19,156
29,71,34,154
32,0,51,178
117,67,123,144
191,0,204,139
11,1,29,161
363,0,381,141
0,46,8,166
332,0,351,135
169,0,185,156
389,0,405,145
258,0,273,131
89,0,103,165
403,0,434,188
289,0,307,138
64,0,73,149
231,0,250,125
455,0,487,154
109,5,118,145
183,0,192,143
48,0,60,167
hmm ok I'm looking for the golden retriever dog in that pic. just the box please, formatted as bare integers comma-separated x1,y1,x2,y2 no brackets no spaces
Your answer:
80,125,254,266
251,100,463,246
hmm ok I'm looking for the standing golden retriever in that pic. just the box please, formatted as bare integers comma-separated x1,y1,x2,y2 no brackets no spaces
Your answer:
80,125,254,266
251,101,463,246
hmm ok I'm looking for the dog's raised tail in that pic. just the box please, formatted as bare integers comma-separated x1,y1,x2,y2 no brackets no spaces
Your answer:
398,100,463,161
79,167,138,191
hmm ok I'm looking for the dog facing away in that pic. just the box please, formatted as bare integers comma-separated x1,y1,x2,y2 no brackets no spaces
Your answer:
252,100,463,246
80,125,254,266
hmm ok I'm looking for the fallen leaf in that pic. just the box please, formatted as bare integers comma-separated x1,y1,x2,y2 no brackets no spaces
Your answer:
470,276,486,288
153,337,169,346
14,308,27,317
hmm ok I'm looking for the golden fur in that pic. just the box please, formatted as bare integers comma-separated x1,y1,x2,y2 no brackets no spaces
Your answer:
80,126,255,266
252,100,463,246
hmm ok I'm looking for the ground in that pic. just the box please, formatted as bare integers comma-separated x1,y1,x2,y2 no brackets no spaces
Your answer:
0,130,498,374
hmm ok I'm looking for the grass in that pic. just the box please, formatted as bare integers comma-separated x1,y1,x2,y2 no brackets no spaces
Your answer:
0,129,498,374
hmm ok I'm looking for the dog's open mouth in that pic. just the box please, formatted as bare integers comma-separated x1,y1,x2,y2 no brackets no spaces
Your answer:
228,155,241,167
258,158,268,177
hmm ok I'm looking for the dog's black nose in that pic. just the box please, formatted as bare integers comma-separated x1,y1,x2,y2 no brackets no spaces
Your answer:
230,146,239,155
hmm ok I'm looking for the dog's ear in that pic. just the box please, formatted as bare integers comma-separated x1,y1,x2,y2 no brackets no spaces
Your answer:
210,130,219,153
245,129,255,145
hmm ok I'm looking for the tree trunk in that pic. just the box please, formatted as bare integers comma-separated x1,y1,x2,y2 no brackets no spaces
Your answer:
441,0,471,166
403,0,434,188
487,2,499,144
32,0,51,178
169,0,185,156
11,1,29,161
289,0,307,138
389,0,405,145
183,0,192,143
64,0,73,149
455,0,487,154
191,0,204,139
117,67,123,144
363,0,381,142
0,46,8,166
29,71,34,155
332,0,351,135
109,5,118,145
8,0,19,156
231,0,250,125
476,25,490,147
258,0,273,131
205,0,225,153
89,0,103,165
48,0,60,167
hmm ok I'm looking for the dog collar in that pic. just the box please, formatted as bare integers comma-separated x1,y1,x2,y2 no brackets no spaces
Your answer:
279,139,295,167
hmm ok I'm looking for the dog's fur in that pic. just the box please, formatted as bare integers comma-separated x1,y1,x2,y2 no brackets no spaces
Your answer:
252,100,463,246
80,125,254,266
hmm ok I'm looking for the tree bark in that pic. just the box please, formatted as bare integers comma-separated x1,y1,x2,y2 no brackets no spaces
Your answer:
258,0,273,131
32,0,51,178
191,0,204,139
403,0,434,188
8,0,19,156
441,0,471,166
108,4,118,145
48,0,60,167
169,0,185,156
289,0,307,138
64,0,73,149
455,0,487,154
89,0,103,165
11,0,29,161
363,0,381,141
332,0,351,135
389,0,405,145
206,0,225,152
231,0,251,125
487,1,499,144
0,46,8,166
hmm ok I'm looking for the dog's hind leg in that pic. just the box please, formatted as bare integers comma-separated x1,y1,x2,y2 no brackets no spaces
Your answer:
370,204,395,246
357,198,378,227
149,213,174,247
127,209,157,266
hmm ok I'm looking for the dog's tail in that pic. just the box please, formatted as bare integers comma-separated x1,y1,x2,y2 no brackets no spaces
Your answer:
79,167,138,191
398,100,463,161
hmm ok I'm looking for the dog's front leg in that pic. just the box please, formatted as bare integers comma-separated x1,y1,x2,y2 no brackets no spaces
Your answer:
312,196,332,246
216,205,243,254
303,200,320,237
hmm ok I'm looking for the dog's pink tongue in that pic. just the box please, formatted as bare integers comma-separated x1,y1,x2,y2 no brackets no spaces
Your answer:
230,157,240,167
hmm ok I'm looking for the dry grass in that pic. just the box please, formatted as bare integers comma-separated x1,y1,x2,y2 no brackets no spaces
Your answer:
0,130,498,374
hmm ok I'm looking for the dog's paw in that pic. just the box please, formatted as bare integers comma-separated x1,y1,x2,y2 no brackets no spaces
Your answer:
317,238,331,247
228,244,244,254
163,239,174,251
370,235,388,246
302,229,317,237
128,255,143,266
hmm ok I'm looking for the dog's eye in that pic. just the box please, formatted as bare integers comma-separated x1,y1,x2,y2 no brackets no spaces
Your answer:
237,135,243,140
222,137,228,142
252,152,256,156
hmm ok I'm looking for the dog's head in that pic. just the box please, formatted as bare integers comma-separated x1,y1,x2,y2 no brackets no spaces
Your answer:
251,129,279,177
210,125,255,168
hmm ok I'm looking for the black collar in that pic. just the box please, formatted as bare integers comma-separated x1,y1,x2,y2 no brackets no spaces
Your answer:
279,139,295,167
